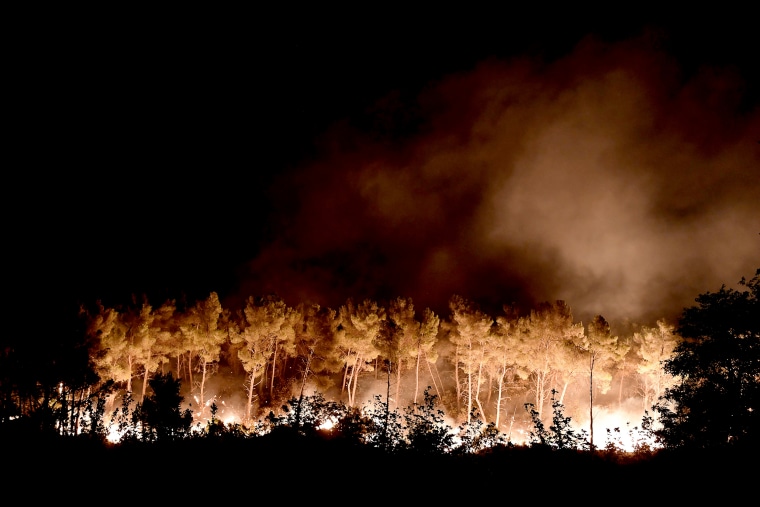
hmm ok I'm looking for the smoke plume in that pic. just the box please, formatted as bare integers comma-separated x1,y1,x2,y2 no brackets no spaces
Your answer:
236,35,760,326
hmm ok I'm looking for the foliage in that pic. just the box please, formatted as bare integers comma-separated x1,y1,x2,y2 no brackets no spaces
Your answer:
633,320,678,412
204,402,225,437
655,269,760,448
203,402,250,438
77,380,115,440
455,407,508,454
601,411,656,458
110,392,138,442
138,372,193,442
525,389,587,450
261,391,393,447
403,387,455,455
282,392,347,436
334,405,374,444
363,394,405,452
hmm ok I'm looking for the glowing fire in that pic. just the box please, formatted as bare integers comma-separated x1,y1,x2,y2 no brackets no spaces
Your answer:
107,424,126,444
590,409,658,452
318,417,336,431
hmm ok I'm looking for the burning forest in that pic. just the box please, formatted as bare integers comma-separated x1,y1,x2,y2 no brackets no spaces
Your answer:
4,270,757,502
4,14,758,501
53,291,679,450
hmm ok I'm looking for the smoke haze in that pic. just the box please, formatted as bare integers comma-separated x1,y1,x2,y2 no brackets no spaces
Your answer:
236,35,759,325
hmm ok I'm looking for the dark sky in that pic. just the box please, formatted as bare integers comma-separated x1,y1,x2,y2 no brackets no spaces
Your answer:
13,9,759,333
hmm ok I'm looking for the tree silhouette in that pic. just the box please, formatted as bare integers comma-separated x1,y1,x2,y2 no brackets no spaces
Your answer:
403,387,454,455
655,269,759,448
139,372,192,441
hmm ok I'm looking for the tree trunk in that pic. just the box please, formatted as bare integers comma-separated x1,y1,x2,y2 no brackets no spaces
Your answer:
474,361,485,422
299,350,313,400
454,348,461,414
141,358,151,403
295,350,313,429
414,347,422,404
341,348,352,394
429,357,444,398
345,354,359,406
618,368,625,407
495,368,507,429
187,353,194,391
126,356,133,393
559,380,569,405
466,345,474,424
199,360,208,417
350,355,362,407
246,369,257,423
382,360,391,449
589,354,595,451
270,340,278,400
395,359,402,409
466,367,473,424
535,371,548,420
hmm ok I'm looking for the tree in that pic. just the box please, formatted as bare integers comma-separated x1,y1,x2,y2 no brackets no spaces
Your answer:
90,301,147,394
448,295,493,423
294,304,339,373
29,305,102,435
180,292,226,418
519,301,583,420
491,304,525,431
403,388,455,455
336,299,384,407
415,308,442,402
580,314,626,450
525,389,587,451
139,372,193,441
655,269,760,448
634,319,678,411
291,302,342,425
231,296,291,423
262,297,297,403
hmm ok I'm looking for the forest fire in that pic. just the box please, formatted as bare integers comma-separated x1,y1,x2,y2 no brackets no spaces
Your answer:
10,268,759,461
55,268,758,454
68,292,677,453
4,20,758,504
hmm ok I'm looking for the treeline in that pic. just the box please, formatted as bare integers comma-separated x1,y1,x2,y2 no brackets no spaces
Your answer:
3,268,758,502
2,291,679,444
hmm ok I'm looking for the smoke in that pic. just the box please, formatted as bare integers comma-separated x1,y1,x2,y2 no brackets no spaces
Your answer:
235,34,759,326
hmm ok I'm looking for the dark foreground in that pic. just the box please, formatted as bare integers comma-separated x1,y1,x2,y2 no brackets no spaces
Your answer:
2,429,754,503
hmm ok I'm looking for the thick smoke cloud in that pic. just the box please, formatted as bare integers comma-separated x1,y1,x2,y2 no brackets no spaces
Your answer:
237,35,759,326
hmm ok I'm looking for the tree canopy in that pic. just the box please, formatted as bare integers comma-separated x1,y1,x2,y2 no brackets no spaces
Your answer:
656,269,760,448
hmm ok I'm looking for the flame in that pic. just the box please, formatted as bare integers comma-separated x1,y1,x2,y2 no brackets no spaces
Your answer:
591,409,659,452
106,425,125,444
318,417,336,431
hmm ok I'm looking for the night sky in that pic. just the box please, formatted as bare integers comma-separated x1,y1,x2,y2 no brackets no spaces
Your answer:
13,10,759,337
